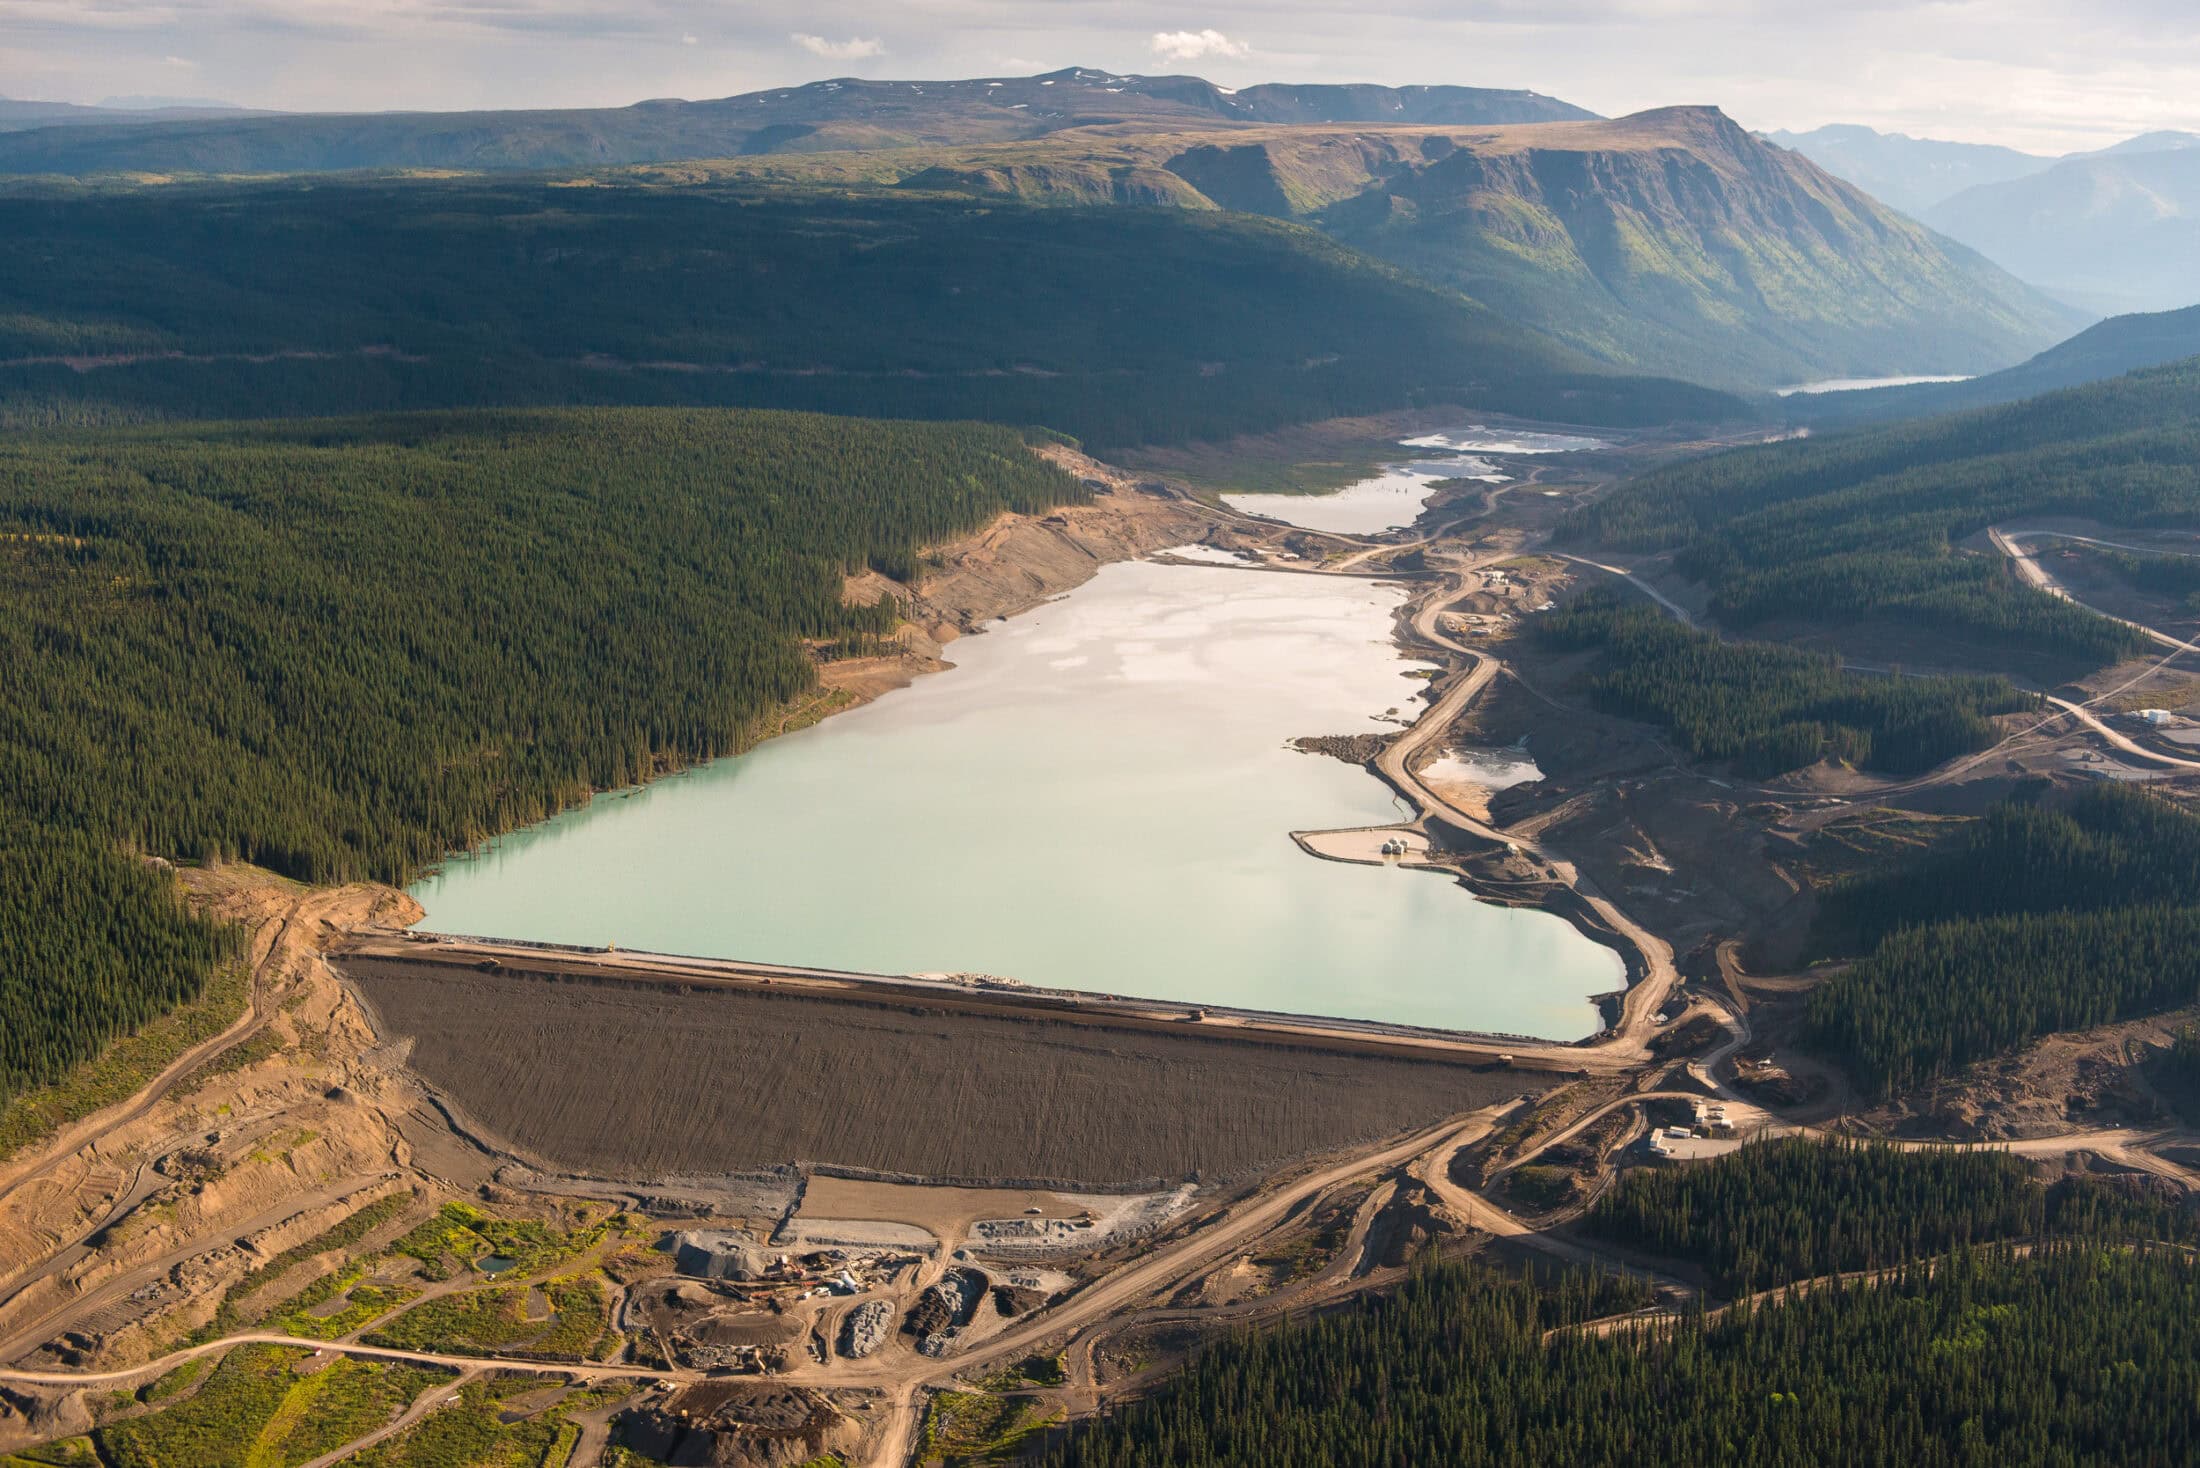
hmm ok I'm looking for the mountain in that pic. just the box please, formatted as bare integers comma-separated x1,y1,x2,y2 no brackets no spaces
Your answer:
1790,302,2200,425
93,95,247,111
0,95,267,133
2083,130,2200,157
1311,108,2076,388
1924,148,2200,315
1763,124,2051,215
725,106,2076,389
1761,124,2200,218
0,69,1593,175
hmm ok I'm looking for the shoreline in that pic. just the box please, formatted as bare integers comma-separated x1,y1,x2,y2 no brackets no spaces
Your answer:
394,426,1681,1060
335,928,1593,1062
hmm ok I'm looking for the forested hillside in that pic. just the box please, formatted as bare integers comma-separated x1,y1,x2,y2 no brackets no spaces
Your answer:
1587,1135,2190,1291
1797,786,2200,1095
0,178,1739,448
0,407,1081,1105
1572,359,2200,667
1535,590,2030,776
1318,108,2073,388
650,106,2074,388
1041,1246,2200,1466
1813,907,2200,1096
1814,784,2200,952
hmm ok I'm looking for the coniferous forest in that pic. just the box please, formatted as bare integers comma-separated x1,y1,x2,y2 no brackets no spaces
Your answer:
0,407,1081,1104
1570,360,2200,669
0,179,1742,450
1534,590,2031,776
1585,1135,2192,1292
1803,786,2200,1094
1039,1245,2200,1467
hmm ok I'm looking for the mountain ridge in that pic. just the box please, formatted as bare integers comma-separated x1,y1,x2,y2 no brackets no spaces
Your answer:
673,105,2076,388
0,69,1594,175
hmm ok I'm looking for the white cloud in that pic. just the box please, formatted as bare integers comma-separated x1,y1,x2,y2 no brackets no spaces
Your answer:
1150,28,1250,63
161,53,196,67
791,32,883,60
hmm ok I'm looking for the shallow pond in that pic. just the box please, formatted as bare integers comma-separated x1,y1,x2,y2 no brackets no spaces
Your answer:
1221,424,1608,534
1423,746,1545,792
411,561,1621,1038
1221,460,1497,535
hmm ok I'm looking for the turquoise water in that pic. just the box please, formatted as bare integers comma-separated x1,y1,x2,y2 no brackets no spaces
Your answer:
410,560,1620,1038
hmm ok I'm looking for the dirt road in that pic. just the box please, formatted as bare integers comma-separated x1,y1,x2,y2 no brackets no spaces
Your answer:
1370,564,1681,1052
1554,553,1698,625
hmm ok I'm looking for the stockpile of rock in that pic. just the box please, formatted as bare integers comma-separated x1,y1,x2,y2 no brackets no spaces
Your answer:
839,1299,893,1358
904,1266,988,1355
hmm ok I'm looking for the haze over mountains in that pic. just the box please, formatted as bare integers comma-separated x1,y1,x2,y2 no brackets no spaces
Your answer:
1771,124,2200,315
0,95,262,130
1762,126,2053,216
0,70,1590,174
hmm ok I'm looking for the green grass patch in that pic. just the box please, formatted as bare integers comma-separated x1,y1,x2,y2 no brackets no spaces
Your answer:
972,1354,1068,1393
363,1275,615,1362
275,1272,421,1341
391,1201,617,1283
138,1355,210,1403
920,1391,1062,1466
343,1375,632,1468
243,1357,449,1468
95,1343,445,1468
192,1190,415,1343
97,1345,301,1468
3,1440,102,1468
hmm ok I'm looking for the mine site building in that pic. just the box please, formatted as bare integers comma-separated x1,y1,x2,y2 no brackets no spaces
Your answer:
2135,708,2175,727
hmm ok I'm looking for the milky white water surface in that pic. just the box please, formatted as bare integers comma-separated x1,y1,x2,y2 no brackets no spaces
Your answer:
1222,423,1607,534
1423,747,1546,792
1398,426,1610,454
411,561,1620,1037
1774,375,1972,396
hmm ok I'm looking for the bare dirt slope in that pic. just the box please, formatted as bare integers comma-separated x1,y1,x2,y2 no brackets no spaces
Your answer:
821,446,1216,708
341,954,1551,1188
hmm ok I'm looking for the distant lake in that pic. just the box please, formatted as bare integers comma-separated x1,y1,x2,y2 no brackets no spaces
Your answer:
1774,374,1973,396
412,560,1621,1038
1221,424,1607,534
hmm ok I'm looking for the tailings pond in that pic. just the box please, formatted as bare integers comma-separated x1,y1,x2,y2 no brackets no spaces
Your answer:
411,560,1621,1038
1221,425,1607,534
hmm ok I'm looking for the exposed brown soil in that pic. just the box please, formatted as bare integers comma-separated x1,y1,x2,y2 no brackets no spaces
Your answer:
1853,1008,2196,1141
816,444,1216,710
624,1382,854,1468
339,953,1555,1189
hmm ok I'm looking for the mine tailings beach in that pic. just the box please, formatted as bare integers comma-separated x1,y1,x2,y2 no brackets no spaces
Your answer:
1219,424,1607,534
410,557,1622,1039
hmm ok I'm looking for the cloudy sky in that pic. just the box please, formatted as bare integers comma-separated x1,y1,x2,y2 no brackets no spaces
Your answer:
6,0,2196,152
